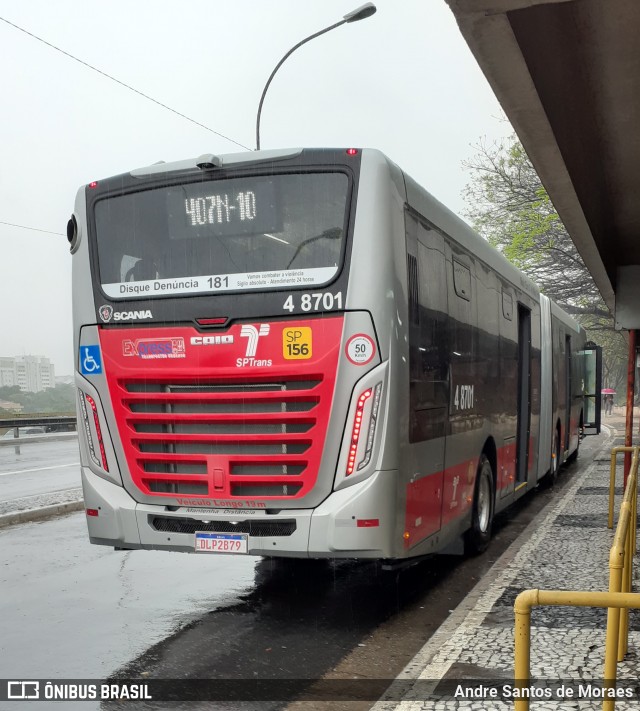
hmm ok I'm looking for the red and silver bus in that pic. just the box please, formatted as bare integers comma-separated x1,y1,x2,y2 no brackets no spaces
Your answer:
69,148,601,560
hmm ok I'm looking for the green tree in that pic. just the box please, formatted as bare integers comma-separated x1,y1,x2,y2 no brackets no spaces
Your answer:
0,383,76,415
0,386,23,400
463,135,626,387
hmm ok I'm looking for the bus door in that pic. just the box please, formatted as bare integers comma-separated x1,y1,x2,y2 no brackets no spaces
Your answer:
516,304,532,486
579,342,602,434
443,243,478,523
564,335,572,453
499,288,517,499
405,214,449,541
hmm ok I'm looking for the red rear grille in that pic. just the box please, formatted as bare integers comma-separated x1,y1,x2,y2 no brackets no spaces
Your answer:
98,317,344,502
118,376,328,498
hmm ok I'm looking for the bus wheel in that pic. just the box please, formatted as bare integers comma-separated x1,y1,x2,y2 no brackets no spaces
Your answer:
552,428,561,480
538,427,560,489
567,415,582,463
541,427,561,487
464,454,495,555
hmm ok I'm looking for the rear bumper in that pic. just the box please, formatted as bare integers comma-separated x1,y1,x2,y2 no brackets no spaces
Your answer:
81,467,398,558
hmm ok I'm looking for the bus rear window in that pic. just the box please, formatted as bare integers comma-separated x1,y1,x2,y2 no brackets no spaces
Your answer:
93,172,349,299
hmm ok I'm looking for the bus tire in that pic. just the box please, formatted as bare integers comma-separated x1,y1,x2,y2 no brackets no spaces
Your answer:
464,454,495,555
542,426,562,487
567,413,582,464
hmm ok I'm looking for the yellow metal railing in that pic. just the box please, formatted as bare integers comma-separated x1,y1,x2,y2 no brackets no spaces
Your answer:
513,446,639,711
514,590,640,711
607,446,638,661
608,446,639,534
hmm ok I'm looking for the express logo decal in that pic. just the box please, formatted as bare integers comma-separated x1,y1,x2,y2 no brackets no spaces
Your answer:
122,338,186,359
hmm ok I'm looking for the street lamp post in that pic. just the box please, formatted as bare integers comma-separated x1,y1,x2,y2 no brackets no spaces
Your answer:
255,3,376,151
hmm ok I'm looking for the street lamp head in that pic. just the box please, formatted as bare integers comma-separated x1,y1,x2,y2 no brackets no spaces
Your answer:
255,2,377,150
343,2,377,23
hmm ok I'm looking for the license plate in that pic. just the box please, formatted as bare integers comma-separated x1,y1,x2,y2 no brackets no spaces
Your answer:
194,531,248,554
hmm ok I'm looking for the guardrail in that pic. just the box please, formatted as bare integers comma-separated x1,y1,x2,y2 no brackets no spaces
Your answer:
0,433,78,448
0,416,77,453
0,415,76,429
514,445,640,711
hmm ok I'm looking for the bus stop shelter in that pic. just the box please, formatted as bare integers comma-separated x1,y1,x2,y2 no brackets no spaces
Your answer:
446,0,640,457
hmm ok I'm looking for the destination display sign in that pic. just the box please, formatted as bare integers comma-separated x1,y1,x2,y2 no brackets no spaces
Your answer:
167,179,280,239
94,171,349,299
101,266,338,298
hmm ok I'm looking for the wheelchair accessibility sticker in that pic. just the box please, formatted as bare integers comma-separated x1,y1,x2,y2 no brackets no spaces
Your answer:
80,345,103,375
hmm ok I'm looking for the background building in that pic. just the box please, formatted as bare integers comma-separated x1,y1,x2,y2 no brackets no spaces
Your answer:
0,356,56,393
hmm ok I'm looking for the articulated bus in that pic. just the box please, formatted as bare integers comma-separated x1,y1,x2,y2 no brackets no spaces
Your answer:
69,148,601,561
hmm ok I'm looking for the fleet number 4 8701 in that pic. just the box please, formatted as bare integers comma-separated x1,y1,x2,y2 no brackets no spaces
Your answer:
282,292,343,312
453,384,474,411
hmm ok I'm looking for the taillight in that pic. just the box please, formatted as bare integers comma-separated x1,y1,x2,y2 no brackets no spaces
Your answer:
79,391,109,472
86,395,109,471
196,317,228,326
346,382,382,476
346,389,372,475
79,391,99,469
357,519,379,527
359,382,382,469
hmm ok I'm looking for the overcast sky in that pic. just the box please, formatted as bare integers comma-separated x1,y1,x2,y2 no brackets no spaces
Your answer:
0,0,512,375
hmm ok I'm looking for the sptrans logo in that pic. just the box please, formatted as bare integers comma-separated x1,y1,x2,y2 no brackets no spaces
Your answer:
122,338,186,359
237,324,271,367
99,305,153,323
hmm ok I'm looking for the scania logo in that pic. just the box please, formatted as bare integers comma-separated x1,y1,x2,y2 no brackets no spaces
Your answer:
99,305,113,322
98,305,153,322
113,309,153,321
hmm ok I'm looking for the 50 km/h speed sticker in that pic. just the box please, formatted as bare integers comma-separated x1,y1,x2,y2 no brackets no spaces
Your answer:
283,327,312,360
346,334,375,365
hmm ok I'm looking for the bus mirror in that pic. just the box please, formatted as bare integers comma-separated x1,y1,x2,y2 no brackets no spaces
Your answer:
67,214,78,251
580,342,602,435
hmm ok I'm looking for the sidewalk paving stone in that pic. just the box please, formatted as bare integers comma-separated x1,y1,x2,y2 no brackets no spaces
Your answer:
381,423,640,710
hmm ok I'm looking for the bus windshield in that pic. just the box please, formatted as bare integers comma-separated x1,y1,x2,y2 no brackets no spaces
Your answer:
93,171,349,299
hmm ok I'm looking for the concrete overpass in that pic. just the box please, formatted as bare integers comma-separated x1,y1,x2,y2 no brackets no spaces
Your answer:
446,0,640,328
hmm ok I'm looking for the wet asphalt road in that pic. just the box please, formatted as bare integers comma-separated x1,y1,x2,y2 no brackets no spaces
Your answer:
0,434,602,710
1,512,256,710
0,437,80,500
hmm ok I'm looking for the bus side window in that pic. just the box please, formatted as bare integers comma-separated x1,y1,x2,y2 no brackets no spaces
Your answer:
447,251,476,362
408,226,449,442
453,260,471,301
502,291,513,320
